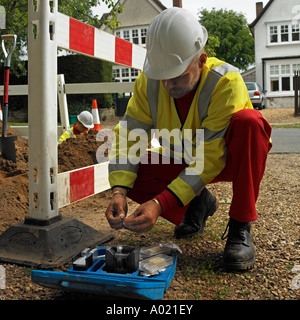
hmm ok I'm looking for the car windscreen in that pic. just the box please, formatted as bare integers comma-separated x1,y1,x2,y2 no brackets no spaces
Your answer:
246,83,256,90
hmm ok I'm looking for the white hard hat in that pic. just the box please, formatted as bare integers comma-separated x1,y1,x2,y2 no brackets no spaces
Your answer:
143,7,208,80
77,111,94,128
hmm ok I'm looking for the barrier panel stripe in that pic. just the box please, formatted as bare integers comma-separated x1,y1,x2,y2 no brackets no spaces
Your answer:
57,12,146,70
57,13,70,51
132,45,147,71
69,17,95,56
53,12,146,210
57,162,110,208
115,37,132,66
94,28,115,63
70,166,95,203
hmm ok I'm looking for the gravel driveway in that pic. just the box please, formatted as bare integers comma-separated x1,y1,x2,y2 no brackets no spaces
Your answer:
0,108,299,301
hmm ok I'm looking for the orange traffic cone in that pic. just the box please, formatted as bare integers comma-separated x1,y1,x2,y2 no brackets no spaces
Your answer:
92,99,101,131
0,103,2,121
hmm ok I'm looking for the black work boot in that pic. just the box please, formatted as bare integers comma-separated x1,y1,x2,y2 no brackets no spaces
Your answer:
174,188,218,239
222,218,255,271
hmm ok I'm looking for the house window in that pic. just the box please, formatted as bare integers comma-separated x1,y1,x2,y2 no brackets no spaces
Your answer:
122,68,129,78
123,30,130,41
270,64,279,92
270,65,279,75
116,31,121,38
292,24,300,41
270,26,278,43
268,60,300,93
293,64,300,73
268,23,300,45
281,25,289,42
113,69,120,79
131,69,139,77
113,66,140,83
282,77,290,91
132,29,139,44
281,64,291,91
281,64,290,74
270,78,279,92
141,28,147,44
269,64,285,92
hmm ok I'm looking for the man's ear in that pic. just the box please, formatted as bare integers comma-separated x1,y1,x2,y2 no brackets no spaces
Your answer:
198,53,207,69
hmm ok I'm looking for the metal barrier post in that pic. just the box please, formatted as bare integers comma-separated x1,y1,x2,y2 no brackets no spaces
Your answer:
57,74,70,133
27,0,59,222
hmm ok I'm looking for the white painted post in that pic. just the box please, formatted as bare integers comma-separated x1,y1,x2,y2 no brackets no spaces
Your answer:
28,0,59,221
57,74,70,132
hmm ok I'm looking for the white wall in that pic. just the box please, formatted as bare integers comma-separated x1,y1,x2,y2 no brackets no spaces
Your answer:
254,0,300,106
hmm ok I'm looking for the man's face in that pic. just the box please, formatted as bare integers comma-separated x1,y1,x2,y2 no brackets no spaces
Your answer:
161,53,207,99
75,121,88,134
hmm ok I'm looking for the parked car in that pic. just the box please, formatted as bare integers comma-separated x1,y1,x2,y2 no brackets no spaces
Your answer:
245,82,267,110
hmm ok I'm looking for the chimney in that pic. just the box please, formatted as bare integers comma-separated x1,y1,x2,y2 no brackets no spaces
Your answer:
173,0,182,8
256,2,263,17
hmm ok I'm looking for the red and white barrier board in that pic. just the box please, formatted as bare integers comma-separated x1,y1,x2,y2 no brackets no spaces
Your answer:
57,162,110,208
57,13,146,70
26,1,147,222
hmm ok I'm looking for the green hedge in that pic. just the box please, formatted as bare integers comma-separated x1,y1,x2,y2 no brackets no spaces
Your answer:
58,54,114,112
0,54,114,116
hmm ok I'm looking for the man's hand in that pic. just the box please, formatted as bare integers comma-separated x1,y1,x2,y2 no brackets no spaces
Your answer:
105,189,128,230
123,199,162,233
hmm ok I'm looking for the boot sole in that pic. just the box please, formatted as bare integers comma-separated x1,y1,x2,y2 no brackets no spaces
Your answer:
174,197,219,239
223,257,255,271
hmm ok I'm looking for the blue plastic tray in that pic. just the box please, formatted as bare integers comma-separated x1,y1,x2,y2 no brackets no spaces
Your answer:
31,246,177,300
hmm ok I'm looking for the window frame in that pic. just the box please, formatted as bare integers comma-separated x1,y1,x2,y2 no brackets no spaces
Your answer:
267,60,300,95
268,22,300,45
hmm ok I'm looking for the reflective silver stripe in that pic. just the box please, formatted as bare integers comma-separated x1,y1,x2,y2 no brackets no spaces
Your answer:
57,128,75,144
122,114,153,132
147,79,160,128
67,128,76,138
214,63,239,74
203,125,229,142
109,161,139,174
178,172,206,195
198,63,239,125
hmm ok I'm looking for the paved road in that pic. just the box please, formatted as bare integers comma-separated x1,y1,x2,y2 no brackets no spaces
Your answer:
270,129,300,154
8,129,300,154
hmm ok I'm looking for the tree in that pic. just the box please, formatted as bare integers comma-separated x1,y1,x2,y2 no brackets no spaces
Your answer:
204,35,220,58
0,0,123,76
199,8,255,71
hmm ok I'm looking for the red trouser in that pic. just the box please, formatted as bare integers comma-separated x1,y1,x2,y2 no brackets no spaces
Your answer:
127,109,272,225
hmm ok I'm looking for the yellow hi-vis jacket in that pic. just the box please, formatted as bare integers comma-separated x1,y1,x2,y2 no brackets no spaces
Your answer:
109,58,253,206
58,126,76,144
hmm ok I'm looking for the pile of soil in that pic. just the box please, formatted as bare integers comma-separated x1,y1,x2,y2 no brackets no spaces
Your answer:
0,122,29,174
0,122,29,231
57,129,109,173
0,122,107,232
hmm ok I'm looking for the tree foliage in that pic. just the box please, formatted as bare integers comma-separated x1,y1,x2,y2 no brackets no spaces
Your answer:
204,35,220,58
0,0,122,76
199,8,255,71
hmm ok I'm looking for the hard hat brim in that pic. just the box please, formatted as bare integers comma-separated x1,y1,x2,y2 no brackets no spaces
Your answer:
143,53,196,80
82,123,94,129
77,115,94,128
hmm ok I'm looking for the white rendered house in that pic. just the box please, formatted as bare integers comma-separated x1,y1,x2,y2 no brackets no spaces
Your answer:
249,0,300,108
